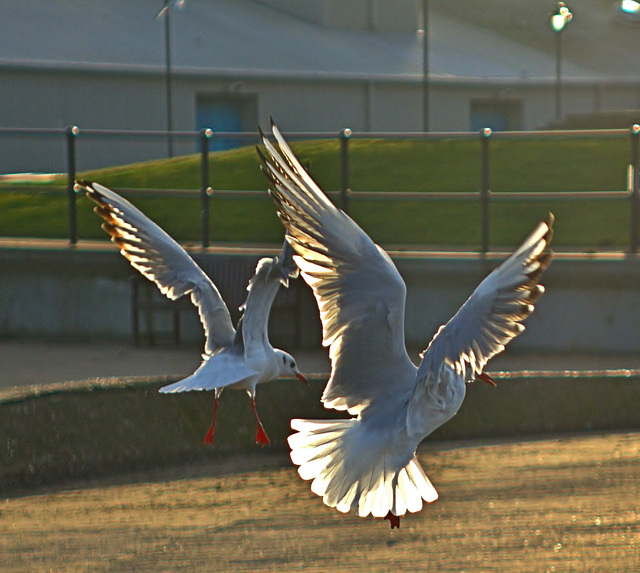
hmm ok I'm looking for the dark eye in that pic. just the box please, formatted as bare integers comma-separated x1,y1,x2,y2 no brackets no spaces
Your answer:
282,355,286,364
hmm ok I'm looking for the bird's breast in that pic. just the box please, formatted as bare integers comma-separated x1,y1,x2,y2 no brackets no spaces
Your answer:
405,364,467,439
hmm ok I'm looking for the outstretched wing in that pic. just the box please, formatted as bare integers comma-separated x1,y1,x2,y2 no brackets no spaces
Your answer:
407,215,554,433
240,238,298,355
258,121,416,416
80,181,235,354
267,237,299,285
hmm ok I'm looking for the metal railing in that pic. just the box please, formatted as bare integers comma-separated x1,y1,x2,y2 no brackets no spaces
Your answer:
1,124,639,252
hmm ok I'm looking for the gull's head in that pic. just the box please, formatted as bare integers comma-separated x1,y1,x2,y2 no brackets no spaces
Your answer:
275,349,309,385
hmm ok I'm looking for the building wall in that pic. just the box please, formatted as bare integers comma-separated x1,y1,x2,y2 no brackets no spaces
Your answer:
256,80,370,132
0,68,170,172
368,83,423,131
1,67,639,174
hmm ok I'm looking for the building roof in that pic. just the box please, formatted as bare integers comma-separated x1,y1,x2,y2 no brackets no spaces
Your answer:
1,0,638,82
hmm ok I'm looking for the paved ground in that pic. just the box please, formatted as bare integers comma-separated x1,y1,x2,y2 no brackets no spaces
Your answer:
0,339,329,388
3,338,640,390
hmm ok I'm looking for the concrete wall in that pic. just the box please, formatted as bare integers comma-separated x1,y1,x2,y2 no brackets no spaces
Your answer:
2,246,640,354
4,371,640,493
397,255,640,354
2,65,640,174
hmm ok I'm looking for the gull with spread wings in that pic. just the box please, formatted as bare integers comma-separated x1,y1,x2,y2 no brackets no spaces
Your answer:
258,121,553,528
79,181,308,447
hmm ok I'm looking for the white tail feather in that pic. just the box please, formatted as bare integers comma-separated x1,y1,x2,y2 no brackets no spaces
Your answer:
288,418,438,519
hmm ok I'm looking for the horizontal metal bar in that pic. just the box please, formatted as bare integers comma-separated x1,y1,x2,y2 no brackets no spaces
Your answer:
0,126,635,141
309,190,630,201
488,190,631,200
345,190,480,200
2,185,631,202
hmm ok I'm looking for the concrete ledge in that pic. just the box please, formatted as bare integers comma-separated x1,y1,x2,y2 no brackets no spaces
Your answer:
3,243,640,351
2,372,639,495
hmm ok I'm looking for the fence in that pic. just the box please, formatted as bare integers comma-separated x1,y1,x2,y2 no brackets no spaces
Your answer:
1,124,639,252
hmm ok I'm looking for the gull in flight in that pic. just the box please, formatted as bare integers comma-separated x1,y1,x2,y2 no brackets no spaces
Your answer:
257,121,553,528
79,181,308,446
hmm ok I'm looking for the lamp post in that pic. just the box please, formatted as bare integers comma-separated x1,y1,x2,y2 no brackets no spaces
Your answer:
157,1,185,157
422,0,430,133
550,2,572,121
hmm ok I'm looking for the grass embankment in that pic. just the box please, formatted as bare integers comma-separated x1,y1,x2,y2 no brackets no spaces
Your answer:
0,136,634,248
1,432,639,571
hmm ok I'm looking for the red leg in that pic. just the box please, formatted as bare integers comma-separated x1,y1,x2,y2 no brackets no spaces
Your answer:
250,396,270,447
384,511,400,529
204,395,220,445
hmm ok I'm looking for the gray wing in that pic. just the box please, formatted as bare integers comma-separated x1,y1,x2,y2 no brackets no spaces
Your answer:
258,121,416,415
407,215,554,433
239,237,298,354
267,237,299,285
81,181,236,354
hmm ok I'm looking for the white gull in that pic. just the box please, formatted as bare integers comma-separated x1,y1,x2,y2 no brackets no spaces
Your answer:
80,181,308,447
258,121,553,527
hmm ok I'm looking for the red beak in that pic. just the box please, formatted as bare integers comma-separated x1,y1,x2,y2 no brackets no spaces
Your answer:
296,372,310,385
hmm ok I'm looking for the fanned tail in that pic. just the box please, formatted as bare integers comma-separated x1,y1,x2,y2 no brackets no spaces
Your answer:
288,419,438,519
159,371,204,393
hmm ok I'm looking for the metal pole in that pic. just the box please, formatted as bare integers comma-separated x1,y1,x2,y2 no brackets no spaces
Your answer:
555,31,562,121
422,0,429,132
66,125,79,245
340,128,351,213
200,128,212,248
164,0,174,158
480,128,491,255
630,124,640,253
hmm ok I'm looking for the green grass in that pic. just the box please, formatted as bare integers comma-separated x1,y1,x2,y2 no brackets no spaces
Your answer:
0,136,635,248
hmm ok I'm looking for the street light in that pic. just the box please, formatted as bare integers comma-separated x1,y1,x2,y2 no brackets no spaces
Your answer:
550,2,572,121
614,0,640,24
157,0,185,158
620,0,640,15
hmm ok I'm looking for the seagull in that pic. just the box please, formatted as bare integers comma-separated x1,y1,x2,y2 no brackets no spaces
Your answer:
257,121,553,528
79,181,308,447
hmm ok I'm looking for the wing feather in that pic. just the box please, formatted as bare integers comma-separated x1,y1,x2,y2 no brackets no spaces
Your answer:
80,181,236,354
240,239,298,355
258,124,416,415
409,215,554,427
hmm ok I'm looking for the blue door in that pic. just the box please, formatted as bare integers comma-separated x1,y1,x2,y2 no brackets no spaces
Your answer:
470,99,522,132
470,110,509,132
196,98,244,151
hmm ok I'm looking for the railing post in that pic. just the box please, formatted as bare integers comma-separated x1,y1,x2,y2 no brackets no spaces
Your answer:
200,128,212,248
630,124,640,254
480,127,492,255
340,128,351,213
66,125,79,245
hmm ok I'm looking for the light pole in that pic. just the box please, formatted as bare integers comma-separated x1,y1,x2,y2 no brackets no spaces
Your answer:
157,1,185,157
421,0,430,133
550,2,572,121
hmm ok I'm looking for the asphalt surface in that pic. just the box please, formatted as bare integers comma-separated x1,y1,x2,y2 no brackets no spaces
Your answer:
0,339,329,388
3,338,640,390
